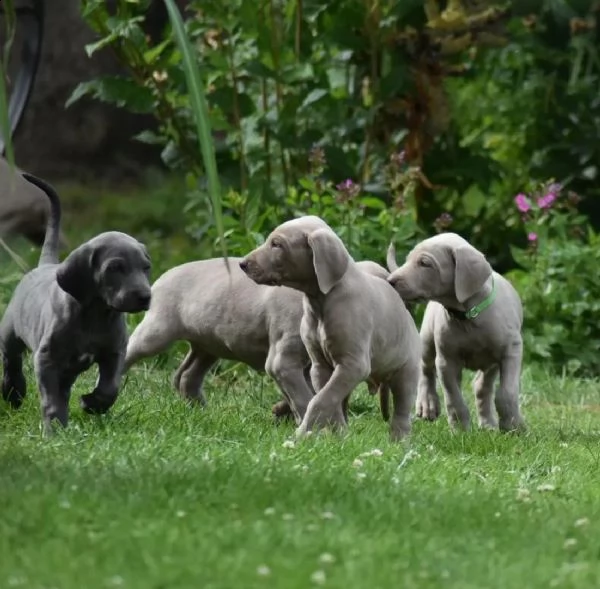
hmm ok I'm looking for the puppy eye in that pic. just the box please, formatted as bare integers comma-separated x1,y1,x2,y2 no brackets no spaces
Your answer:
418,257,432,268
108,260,125,273
271,239,282,249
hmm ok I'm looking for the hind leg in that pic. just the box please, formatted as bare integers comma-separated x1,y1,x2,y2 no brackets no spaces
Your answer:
389,361,419,442
124,313,179,371
175,348,217,405
0,325,27,409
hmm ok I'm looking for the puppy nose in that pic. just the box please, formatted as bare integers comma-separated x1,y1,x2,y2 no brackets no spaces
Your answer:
136,292,151,309
239,259,248,273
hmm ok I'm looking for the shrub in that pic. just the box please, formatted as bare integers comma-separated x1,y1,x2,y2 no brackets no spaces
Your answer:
506,180,600,374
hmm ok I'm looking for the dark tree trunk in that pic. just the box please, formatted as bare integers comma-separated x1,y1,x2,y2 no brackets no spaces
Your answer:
10,0,187,184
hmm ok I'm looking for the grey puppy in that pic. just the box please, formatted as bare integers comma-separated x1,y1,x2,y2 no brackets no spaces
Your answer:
124,257,391,424
387,232,526,432
0,173,152,433
240,215,421,441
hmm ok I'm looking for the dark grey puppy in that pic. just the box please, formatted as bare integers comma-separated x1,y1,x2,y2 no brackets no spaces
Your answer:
0,173,152,433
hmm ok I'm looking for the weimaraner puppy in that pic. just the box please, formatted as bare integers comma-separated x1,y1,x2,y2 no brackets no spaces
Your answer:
240,215,421,441
0,173,152,433
387,232,526,432
124,257,391,424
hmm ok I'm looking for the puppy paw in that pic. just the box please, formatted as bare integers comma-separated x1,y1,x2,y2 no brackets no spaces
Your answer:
415,391,440,420
272,400,295,422
390,417,412,442
80,390,117,415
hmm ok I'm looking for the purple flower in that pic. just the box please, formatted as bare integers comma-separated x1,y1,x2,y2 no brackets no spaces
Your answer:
433,212,453,233
336,179,355,192
546,182,562,195
335,178,360,203
514,193,531,213
537,192,557,209
527,232,538,242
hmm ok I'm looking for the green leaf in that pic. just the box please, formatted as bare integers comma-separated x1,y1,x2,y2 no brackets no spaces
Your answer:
461,185,486,217
133,130,166,145
163,0,227,262
65,78,155,113
84,16,146,57
300,89,328,109
0,0,16,170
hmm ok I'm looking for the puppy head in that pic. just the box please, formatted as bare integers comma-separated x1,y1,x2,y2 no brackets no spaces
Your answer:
387,232,492,305
56,231,152,312
240,215,351,294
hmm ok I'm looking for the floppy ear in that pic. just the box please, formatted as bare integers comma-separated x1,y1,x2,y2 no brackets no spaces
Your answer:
56,244,97,302
453,245,492,303
308,228,350,294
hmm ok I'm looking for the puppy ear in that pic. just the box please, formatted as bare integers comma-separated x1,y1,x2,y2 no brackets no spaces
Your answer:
308,228,350,294
56,244,96,302
453,245,492,303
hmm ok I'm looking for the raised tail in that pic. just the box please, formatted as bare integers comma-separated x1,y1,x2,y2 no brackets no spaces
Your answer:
386,242,399,272
21,172,62,266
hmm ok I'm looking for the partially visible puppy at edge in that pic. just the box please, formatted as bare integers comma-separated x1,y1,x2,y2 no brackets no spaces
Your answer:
240,215,421,441
0,173,152,434
124,256,393,425
387,232,526,433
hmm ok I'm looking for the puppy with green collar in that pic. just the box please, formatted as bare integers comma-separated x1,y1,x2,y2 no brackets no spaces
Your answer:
387,232,526,433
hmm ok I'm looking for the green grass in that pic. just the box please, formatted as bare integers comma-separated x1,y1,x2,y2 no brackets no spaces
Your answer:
1,361,600,589
1,177,600,588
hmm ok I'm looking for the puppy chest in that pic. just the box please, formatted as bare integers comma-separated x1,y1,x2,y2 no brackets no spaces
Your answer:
316,323,338,366
456,345,500,371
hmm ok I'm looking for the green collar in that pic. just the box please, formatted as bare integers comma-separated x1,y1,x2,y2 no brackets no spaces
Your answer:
447,276,496,321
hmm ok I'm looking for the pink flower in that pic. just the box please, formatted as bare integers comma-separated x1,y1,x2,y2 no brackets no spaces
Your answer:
514,193,531,213
528,232,538,242
537,192,557,209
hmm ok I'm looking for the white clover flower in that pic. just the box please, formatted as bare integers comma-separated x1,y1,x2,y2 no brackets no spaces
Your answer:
257,565,271,576
537,483,556,492
311,570,326,585
319,553,336,564
282,440,296,449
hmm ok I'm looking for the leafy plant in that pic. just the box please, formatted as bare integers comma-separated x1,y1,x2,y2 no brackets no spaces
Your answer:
506,180,600,374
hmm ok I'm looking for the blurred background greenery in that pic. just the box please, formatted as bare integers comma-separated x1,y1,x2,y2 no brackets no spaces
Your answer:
2,0,600,376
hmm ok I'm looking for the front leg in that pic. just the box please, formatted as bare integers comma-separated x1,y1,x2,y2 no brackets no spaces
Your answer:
435,355,470,430
34,347,68,435
496,341,526,432
295,362,367,438
80,350,125,415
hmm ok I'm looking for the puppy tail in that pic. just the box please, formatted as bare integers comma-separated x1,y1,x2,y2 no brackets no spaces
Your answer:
386,242,399,272
21,173,62,266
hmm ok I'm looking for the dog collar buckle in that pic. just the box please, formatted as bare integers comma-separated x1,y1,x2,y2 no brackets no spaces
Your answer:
463,276,497,320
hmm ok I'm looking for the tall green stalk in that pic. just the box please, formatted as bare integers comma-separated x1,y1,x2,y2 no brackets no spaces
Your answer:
0,0,16,172
163,0,227,262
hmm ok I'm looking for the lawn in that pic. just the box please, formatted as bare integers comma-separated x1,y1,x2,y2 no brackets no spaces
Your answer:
1,177,600,589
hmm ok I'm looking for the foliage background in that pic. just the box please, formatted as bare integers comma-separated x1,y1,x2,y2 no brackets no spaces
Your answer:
4,0,600,374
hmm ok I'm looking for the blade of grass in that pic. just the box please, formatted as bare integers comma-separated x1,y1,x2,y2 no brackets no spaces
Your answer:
0,0,16,172
163,0,228,266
